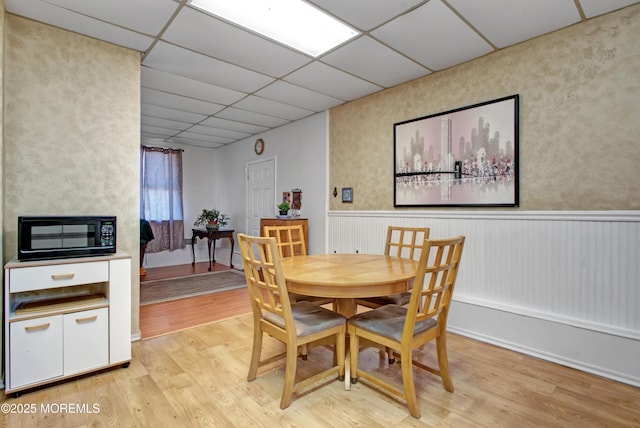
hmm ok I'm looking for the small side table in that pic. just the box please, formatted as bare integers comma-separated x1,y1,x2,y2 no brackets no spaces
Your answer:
191,228,235,271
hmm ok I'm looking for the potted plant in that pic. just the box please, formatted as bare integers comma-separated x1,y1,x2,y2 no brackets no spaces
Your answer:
277,202,290,216
194,208,229,229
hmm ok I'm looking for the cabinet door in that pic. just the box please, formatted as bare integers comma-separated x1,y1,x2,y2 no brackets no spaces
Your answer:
64,308,109,375
10,315,63,389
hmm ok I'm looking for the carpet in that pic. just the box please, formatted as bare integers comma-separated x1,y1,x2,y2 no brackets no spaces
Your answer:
140,269,247,306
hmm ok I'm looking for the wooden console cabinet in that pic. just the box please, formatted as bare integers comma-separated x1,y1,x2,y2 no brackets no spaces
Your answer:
260,218,308,255
4,253,131,396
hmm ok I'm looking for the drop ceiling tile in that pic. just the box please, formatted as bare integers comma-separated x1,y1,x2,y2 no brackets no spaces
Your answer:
233,96,314,121
216,108,291,128
284,61,383,100
200,117,270,134
579,0,639,18
141,133,171,143
141,67,245,105
5,0,154,52
164,6,312,77
141,116,193,131
141,87,225,116
167,137,225,149
322,36,429,88
189,125,251,140
141,104,208,123
256,81,344,112
448,0,580,49
310,0,424,31
372,0,494,71
141,124,179,137
175,131,235,144
42,0,178,35
143,42,274,93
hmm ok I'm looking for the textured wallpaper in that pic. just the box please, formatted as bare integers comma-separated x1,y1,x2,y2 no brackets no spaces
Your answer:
4,15,141,332
329,5,640,211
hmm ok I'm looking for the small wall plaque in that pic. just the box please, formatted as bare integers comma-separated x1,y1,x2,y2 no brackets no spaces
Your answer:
341,187,353,203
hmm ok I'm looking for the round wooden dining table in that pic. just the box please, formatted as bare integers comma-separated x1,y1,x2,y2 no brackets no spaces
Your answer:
280,253,418,318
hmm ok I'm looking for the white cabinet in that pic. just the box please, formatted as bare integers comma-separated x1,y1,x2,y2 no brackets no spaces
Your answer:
4,253,131,395
9,315,63,388
63,307,109,375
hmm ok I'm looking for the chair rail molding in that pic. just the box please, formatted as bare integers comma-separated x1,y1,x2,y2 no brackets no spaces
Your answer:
327,210,640,387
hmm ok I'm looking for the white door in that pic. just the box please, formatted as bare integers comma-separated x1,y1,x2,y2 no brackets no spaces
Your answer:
246,158,276,236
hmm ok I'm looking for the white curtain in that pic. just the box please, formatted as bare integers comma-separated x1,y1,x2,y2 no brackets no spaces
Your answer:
140,146,185,252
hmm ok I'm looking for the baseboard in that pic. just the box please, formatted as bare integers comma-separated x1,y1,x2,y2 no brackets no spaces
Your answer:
447,300,640,388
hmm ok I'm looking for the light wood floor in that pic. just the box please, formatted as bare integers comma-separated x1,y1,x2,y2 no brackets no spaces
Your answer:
140,260,226,281
139,262,251,339
6,263,639,425
3,305,639,427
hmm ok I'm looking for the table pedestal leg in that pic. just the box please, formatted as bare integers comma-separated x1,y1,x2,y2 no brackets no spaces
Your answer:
334,298,356,390
334,299,356,318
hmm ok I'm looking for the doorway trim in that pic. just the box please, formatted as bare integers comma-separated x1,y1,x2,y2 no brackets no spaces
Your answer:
245,156,277,236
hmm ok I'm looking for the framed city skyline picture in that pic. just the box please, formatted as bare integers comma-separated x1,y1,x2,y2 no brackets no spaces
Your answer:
393,94,519,207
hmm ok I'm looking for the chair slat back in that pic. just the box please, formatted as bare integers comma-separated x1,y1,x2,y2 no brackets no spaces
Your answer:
404,236,465,336
238,234,294,326
263,225,307,258
385,226,430,260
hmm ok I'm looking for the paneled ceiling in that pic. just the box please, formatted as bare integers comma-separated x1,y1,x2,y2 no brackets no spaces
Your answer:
6,0,638,149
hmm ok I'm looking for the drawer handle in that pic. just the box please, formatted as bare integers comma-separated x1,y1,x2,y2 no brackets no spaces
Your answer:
51,273,75,280
75,315,98,323
25,323,50,332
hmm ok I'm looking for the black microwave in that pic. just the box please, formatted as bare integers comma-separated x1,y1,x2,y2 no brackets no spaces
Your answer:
18,216,116,261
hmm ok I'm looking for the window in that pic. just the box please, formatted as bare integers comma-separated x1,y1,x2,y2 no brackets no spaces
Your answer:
140,146,185,252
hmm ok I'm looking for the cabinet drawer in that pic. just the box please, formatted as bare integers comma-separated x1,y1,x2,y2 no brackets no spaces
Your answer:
10,261,109,292
9,315,63,389
64,308,109,375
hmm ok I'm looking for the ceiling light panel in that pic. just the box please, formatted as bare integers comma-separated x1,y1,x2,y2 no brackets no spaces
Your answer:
188,0,359,57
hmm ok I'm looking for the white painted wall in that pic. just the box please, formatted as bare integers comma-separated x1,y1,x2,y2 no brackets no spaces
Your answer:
143,112,328,268
214,112,329,257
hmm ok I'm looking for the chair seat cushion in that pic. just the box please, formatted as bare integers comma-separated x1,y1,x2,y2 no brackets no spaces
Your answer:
264,301,346,337
360,292,411,307
348,304,436,342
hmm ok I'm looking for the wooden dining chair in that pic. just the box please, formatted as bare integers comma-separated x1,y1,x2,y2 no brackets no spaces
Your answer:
348,235,465,419
263,224,334,306
263,224,334,360
355,226,430,363
262,224,306,257
355,226,430,309
238,233,346,409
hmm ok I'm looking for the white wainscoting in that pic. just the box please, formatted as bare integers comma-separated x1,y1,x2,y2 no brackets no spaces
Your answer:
327,210,640,387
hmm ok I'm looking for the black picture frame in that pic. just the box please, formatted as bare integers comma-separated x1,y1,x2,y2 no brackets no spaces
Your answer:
394,94,519,207
342,187,353,203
